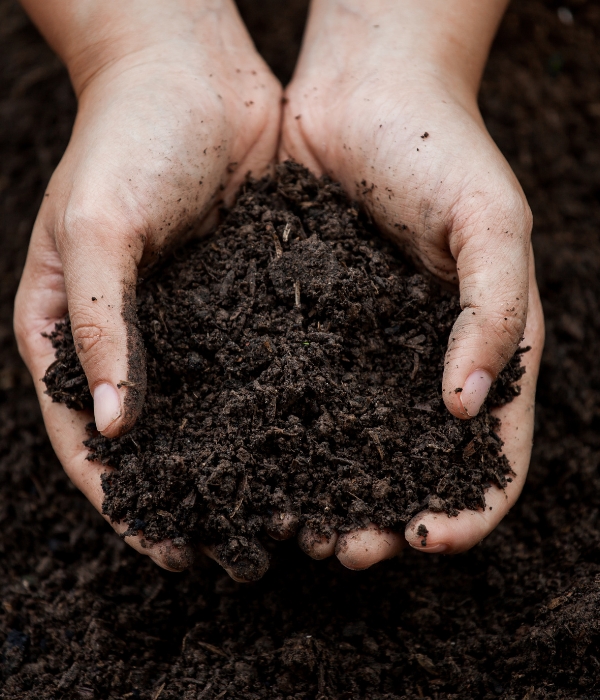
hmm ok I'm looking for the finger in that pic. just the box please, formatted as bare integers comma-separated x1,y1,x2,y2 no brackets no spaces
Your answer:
16,242,191,572
38,388,192,571
298,526,338,560
335,523,405,570
265,510,300,541
52,409,193,572
199,543,268,584
200,546,249,583
54,204,147,438
407,253,544,553
208,539,270,583
442,186,532,419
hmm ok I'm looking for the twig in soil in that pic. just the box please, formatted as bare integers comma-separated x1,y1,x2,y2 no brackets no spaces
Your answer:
410,351,420,380
368,429,385,460
231,471,248,517
282,222,292,242
158,308,169,332
197,683,212,700
117,379,138,388
195,641,230,658
180,678,213,686
181,630,230,659
271,229,283,258
294,280,301,308
151,682,165,700
196,683,212,699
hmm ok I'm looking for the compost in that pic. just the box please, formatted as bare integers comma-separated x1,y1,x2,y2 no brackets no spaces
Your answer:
43,162,522,579
2,1,600,698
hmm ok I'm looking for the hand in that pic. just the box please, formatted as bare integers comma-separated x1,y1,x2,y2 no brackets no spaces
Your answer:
14,0,281,577
281,0,545,569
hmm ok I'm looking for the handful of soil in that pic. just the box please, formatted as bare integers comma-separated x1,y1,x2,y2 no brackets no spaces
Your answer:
44,162,524,579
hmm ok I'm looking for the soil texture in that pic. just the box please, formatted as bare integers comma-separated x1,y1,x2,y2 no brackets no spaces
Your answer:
2,1,600,699
43,163,522,576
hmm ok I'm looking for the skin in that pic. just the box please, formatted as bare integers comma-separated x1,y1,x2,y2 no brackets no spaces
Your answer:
281,0,545,569
14,0,544,579
14,0,282,577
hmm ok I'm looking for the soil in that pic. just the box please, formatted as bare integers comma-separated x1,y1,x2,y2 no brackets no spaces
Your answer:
2,1,600,699
43,162,523,579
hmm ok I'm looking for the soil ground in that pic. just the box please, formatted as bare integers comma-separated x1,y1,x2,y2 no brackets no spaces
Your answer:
1,1,600,698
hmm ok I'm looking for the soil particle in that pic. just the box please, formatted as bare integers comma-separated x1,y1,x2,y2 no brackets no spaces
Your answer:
417,523,429,547
43,162,523,572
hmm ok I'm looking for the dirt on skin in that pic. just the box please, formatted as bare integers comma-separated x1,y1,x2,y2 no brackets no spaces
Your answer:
3,1,600,699
43,162,523,580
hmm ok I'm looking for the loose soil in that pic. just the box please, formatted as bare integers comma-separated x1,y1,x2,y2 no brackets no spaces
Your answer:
2,1,600,699
43,162,522,579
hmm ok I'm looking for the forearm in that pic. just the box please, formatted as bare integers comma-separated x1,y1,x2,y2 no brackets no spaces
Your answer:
305,0,509,97
19,0,235,95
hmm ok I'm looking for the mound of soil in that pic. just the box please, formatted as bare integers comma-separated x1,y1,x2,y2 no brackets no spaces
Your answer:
43,162,523,577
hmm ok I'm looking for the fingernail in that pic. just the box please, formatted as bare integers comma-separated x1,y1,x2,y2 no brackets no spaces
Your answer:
93,382,122,433
418,543,448,554
460,369,493,416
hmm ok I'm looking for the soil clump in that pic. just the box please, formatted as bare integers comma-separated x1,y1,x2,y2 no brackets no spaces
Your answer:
43,162,522,577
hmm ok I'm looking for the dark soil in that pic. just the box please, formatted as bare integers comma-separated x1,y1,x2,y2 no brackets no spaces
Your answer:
43,162,522,578
2,1,600,699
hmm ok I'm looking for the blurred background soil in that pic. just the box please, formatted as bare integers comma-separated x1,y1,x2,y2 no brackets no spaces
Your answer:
1,0,600,698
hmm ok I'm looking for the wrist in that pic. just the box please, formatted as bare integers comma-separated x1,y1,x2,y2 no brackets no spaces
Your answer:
20,0,233,97
303,0,508,100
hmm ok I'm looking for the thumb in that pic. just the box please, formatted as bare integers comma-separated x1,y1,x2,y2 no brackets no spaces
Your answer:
60,225,146,438
442,197,532,418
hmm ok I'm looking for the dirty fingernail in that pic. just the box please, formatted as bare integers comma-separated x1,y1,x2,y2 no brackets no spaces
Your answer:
93,382,122,433
460,369,493,416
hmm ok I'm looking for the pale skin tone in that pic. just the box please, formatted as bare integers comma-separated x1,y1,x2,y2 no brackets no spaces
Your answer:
14,0,544,579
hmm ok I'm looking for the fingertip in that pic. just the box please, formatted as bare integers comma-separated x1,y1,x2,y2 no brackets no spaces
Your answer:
335,524,404,570
405,514,451,554
443,384,469,419
297,526,337,560
212,538,270,583
266,511,300,541
146,541,196,572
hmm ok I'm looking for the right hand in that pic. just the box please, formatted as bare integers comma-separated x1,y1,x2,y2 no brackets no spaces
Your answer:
280,0,545,570
14,0,281,578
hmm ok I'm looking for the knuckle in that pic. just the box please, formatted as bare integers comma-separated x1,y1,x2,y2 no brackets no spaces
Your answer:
486,311,526,362
494,189,532,241
445,304,526,373
491,312,524,343
70,318,115,362
58,196,147,252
